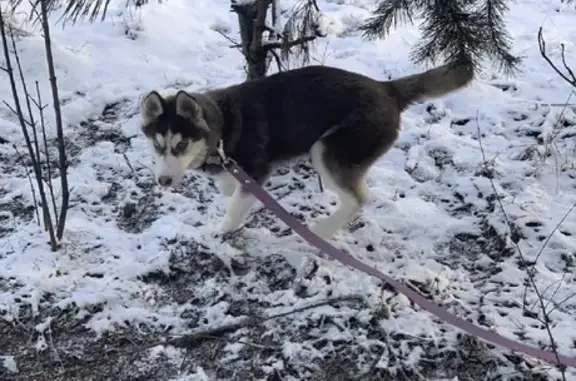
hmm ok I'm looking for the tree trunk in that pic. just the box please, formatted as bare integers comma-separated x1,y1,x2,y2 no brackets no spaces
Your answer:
234,0,270,80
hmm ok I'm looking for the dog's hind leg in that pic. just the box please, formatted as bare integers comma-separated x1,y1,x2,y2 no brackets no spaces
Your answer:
309,118,399,240
309,140,369,240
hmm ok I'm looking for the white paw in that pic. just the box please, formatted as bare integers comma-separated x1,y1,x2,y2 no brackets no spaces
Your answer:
215,179,235,196
219,216,243,234
310,220,339,241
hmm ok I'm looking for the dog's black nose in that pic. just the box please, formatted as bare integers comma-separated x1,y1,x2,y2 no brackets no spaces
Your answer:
158,176,173,186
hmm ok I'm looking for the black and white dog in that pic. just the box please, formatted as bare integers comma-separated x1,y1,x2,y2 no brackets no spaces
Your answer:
139,64,473,239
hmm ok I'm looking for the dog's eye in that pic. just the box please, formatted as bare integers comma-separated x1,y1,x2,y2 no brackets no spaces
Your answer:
176,141,188,150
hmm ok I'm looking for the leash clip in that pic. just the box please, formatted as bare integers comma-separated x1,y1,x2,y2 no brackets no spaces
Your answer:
216,139,235,171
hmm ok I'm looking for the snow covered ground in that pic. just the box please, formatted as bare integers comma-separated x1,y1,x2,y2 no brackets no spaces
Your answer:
1,0,576,379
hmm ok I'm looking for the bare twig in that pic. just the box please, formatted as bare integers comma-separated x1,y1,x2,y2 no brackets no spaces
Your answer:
543,272,570,314
533,204,575,264
9,25,42,173
214,29,241,49
9,25,51,232
543,91,576,158
538,27,575,87
269,48,286,72
475,116,568,380
560,44,576,84
35,80,60,228
122,153,136,174
547,290,576,316
263,34,317,51
163,295,362,348
538,103,576,107
39,0,69,240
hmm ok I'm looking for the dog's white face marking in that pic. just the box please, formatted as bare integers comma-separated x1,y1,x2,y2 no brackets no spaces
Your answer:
150,130,208,187
141,90,214,188
153,133,165,151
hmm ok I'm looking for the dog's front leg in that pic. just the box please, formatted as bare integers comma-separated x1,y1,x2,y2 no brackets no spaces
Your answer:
213,173,236,196
220,185,257,234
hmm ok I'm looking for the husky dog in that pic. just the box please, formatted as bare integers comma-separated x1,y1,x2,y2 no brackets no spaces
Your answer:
139,64,473,239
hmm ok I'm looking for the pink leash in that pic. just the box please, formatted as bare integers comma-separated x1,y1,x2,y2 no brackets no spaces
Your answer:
222,158,576,368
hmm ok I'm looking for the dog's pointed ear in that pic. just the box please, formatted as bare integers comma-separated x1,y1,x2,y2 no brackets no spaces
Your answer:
141,91,164,122
175,90,200,120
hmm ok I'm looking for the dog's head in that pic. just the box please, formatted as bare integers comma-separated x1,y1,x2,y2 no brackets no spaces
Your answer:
140,90,214,187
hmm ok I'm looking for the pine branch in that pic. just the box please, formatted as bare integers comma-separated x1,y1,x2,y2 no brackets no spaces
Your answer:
412,0,482,71
7,0,154,24
478,0,521,75
361,0,522,75
359,0,424,39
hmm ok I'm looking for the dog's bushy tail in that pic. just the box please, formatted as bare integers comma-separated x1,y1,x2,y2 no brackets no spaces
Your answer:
387,63,474,110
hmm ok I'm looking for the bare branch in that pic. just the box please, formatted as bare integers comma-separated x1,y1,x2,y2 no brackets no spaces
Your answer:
36,80,60,229
544,272,570,314
263,34,317,51
547,290,576,316
2,100,19,115
538,27,576,87
0,10,58,249
268,48,286,73
163,295,363,349
10,25,43,192
215,30,238,46
1,2,70,250
229,0,324,79
533,203,576,264
560,43,576,83
39,0,70,240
